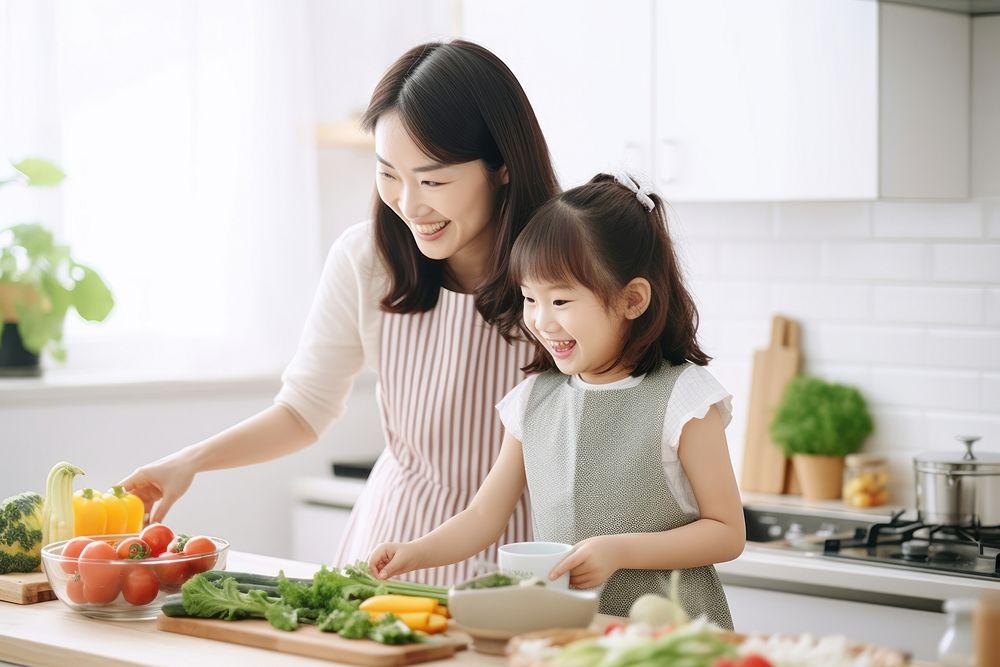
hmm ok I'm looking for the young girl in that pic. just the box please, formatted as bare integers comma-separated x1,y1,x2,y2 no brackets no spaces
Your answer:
368,173,745,627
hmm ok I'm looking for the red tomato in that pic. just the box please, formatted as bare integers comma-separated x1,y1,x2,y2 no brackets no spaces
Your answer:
603,623,626,635
84,582,121,604
122,567,159,606
60,537,95,574
166,533,190,554
139,523,174,556
78,541,124,596
738,656,774,667
713,661,738,667
115,537,151,560
65,574,86,604
182,536,217,573
154,551,191,592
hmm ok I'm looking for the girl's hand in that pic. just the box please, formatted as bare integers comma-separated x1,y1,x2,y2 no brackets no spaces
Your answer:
549,535,621,589
368,541,426,580
118,451,197,525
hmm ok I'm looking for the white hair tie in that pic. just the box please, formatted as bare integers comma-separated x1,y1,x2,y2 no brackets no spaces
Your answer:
612,170,655,212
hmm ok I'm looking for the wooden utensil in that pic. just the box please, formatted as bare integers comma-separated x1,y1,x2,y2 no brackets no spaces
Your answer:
157,614,467,666
0,571,55,604
740,315,802,494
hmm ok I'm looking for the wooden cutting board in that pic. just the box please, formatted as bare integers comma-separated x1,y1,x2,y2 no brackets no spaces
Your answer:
740,315,802,494
0,571,55,604
157,614,467,666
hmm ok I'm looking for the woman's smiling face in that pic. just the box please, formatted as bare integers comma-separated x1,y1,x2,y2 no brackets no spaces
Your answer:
373,111,506,267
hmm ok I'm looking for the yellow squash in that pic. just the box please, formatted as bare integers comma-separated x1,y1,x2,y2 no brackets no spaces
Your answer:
366,611,449,634
359,594,438,614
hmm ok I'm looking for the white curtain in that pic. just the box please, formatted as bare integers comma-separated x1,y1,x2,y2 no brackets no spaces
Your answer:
0,0,322,376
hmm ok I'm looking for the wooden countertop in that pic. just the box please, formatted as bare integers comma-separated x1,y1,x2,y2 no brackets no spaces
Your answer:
0,550,941,667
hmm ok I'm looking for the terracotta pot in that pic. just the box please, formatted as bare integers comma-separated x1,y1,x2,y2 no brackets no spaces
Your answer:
792,454,845,500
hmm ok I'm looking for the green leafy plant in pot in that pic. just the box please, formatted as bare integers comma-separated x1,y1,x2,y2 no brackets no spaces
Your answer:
769,375,874,500
0,158,114,376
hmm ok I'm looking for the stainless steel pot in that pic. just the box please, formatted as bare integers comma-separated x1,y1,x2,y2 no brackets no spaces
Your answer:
914,436,1000,527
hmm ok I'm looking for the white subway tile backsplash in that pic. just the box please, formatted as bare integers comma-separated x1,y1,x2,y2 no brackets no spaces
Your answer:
867,407,927,452
691,279,770,317
667,202,771,240
983,374,1000,412
873,286,983,325
719,242,822,279
868,368,980,411
771,283,870,320
931,244,1000,282
823,242,927,281
812,324,925,365
924,329,1000,371
677,199,999,487
988,289,1000,326
873,202,983,239
774,202,870,238
985,201,1000,239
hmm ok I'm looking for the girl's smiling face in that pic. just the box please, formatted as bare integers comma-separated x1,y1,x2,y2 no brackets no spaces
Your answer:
374,111,507,283
521,279,637,384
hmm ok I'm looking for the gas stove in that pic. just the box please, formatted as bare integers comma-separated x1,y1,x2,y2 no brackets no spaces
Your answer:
822,514,1000,581
744,504,1000,581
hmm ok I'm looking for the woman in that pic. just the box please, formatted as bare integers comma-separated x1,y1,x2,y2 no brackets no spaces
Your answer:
120,40,560,586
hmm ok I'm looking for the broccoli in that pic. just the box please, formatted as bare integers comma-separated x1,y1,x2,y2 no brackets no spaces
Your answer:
0,492,44,574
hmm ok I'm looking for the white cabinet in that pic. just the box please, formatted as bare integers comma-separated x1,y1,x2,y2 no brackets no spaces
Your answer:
656,0,969,201
656,0,877,201
463,0,972,201
460,0,652,188
724,584,945,661
972,15,1000,197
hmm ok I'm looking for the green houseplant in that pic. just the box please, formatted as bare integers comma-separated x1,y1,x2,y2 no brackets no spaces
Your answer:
0,158,114,376
769,375,874,500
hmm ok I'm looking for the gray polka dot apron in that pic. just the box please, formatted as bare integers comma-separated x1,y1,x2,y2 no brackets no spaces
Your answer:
521,363,734,628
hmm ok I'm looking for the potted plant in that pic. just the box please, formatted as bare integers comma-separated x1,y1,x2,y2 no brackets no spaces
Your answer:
769,375,874,500
0,158,114,376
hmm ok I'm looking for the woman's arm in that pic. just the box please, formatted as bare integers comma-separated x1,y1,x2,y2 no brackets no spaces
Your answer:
121,404,317,522
370,430,527,578
609,404,746,569
549,405,744,586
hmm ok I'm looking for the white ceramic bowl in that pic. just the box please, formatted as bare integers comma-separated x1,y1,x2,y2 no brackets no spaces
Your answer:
448,573,599,654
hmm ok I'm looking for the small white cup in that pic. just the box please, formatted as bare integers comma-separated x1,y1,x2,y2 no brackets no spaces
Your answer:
498,541,572,589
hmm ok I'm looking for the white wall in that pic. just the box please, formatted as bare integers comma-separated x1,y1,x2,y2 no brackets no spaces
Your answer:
670,198,1000,505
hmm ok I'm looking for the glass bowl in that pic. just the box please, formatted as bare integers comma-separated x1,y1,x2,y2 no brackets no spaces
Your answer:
40,533,229,620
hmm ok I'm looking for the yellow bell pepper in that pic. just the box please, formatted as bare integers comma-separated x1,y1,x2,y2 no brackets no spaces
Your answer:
72,488,107,536
101,489,128,534
359,594,438,614
366,611,449,634
108,485,144,532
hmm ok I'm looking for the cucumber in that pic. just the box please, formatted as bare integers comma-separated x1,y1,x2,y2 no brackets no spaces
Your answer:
201,570,312,587
160,594,188,617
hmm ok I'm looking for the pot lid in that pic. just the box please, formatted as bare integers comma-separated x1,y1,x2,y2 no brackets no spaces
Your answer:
914,435,1000,472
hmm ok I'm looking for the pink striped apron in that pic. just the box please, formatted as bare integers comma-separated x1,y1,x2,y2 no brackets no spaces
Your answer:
333,288,535,586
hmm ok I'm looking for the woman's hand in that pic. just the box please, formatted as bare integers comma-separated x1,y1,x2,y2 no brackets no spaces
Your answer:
549,535,621,589
368,541,427,580
118,450,197,525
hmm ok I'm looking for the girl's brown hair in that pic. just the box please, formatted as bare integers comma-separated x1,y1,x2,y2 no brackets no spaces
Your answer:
361,40,559,337
510,173,710,376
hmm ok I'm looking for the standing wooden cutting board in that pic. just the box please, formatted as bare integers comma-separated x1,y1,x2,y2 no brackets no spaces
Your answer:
0,571,55,604
740,315,802,494
157,614,467,666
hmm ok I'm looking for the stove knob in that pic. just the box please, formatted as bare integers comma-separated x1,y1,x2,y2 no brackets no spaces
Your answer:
767,525,783,538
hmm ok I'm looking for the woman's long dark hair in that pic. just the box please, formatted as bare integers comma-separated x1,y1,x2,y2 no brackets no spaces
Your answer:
510,173,710,376
361,40,559,338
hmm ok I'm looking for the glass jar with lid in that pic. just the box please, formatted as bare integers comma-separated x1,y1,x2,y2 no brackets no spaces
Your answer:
843,453,889,508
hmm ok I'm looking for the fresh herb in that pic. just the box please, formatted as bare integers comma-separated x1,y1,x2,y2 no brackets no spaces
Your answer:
770,376,873,457
461,573,519,589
